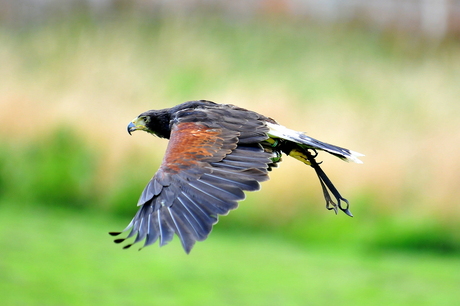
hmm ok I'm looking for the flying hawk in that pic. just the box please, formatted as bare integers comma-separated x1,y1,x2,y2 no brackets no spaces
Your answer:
110,100,363,253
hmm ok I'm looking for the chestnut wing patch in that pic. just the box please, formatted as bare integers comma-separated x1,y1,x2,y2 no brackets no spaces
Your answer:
160,122,234,174
111,109,272,253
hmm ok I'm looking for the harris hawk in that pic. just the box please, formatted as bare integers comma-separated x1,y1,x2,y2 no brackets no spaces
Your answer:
110,100,363,253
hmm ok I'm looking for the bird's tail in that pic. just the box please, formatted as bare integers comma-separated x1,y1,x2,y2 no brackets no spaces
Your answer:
266,122,364,163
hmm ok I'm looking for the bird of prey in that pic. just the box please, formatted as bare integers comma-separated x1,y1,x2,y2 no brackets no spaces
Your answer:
110,100,363,253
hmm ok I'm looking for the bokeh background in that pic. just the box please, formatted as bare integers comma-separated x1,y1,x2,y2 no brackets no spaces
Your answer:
1,0,460,305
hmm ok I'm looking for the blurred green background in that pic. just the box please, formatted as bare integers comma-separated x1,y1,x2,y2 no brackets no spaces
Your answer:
1,2,460,305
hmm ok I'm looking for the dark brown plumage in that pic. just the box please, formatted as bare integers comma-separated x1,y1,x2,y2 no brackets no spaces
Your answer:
110,100,363,253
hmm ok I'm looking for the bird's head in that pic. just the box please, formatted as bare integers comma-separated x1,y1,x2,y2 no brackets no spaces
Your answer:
127,115,151,135
127,109,172,138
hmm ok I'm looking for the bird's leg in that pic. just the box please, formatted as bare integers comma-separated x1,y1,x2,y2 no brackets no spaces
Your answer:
305,150,353,217
264,137,279,148
262,138,283,165
285,148,312,166
309,148,319,158
277,141,352,216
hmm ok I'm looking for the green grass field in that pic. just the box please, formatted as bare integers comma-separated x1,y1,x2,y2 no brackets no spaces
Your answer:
1,12,460,305
1,202,460,306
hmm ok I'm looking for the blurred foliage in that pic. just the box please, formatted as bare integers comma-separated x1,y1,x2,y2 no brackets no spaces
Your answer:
0,128,98,207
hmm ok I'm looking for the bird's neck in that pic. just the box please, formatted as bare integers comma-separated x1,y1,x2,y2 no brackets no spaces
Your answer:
146,110,172,139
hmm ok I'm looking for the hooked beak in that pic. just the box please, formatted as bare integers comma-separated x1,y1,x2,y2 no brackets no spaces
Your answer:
127,122,136,135
127,117,148,135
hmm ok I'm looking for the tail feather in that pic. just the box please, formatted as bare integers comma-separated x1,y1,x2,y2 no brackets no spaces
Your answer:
266,122,364,163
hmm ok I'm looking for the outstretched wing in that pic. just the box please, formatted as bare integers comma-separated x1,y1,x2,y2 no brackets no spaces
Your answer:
110,106,272,253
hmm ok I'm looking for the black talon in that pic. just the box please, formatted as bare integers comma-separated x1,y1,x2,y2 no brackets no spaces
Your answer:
326,203,338,214
342,208,354,217
338,198,353,217
309,149,319,158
